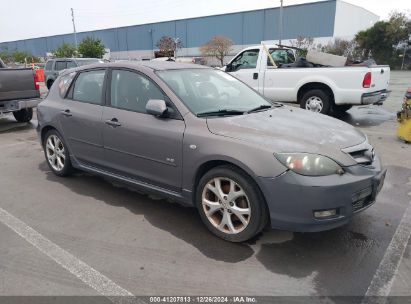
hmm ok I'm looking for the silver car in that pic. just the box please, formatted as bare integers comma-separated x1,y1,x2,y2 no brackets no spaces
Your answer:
37,62,386,242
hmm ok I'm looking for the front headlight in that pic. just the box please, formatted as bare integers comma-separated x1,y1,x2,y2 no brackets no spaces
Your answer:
274,153,344,176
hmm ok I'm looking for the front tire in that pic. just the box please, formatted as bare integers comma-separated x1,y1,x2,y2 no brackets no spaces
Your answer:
196,166,268,242
43,129,73,177
13,108,33,122
300,89,331,115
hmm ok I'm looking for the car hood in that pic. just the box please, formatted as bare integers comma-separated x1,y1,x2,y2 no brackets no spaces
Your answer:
206,106,366,166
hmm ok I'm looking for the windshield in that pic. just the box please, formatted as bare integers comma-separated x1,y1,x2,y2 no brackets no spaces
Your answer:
76,59,104,66
156,69,271,115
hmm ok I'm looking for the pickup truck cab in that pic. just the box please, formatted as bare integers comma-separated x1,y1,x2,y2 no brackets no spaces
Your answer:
224,45,390,115
45,58,104,89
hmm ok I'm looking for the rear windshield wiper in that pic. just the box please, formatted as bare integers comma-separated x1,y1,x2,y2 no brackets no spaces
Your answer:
196,109,245,117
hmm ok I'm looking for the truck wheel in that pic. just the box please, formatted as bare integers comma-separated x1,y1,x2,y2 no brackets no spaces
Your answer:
13,108,33,123
196,165,268,242
47,80,54,90
300,89,331,115
333,104,352,114
43,129,73,177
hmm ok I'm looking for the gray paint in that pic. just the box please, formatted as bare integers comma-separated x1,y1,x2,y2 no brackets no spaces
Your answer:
37,61,384,236
0,1,336,57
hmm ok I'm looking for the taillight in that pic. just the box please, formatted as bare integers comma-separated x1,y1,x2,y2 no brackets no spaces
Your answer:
34,70,40,91
363,72,372,88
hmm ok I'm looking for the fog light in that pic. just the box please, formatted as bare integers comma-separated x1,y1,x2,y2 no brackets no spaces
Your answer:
314,209,337,219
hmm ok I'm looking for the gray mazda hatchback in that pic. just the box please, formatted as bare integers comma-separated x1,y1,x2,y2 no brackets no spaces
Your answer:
37,62,386,242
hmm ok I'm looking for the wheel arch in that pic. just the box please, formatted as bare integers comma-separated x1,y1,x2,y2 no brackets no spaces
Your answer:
297,82,335,104
190,158,265,206
40,125,57,144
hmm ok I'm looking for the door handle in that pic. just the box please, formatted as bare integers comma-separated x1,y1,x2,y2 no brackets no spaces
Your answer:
105,118,121,127
253,73,259,80
60,109,72,117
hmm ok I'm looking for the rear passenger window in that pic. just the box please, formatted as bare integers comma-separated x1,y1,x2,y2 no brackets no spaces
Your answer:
72,70,106,104
55,61,67,71
110,70,164,113
58,72,76,98
267,49,296,67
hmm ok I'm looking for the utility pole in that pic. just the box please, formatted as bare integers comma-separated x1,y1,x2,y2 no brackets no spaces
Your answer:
279,0,283,45
173,37,180,59
71,8,78,51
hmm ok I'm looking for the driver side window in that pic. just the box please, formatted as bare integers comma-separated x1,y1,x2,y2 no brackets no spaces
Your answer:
230,49,260,71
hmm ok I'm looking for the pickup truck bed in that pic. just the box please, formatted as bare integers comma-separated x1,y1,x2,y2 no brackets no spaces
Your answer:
0,64,41,122
0,68,40,101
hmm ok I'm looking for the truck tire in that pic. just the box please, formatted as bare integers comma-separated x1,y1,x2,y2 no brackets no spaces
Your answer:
300,89,331,115
13,108,33,123
196,165,268,242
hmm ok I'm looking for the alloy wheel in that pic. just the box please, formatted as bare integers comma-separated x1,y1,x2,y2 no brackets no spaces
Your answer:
45,135,66,172
201,177,251,234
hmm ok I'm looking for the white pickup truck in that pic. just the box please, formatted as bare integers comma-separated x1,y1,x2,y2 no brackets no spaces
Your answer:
223,45,390,115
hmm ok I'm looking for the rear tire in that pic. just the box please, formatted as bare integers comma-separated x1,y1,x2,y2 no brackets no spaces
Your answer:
43,129,73,177
13,108,33,123
196,165,268,242
47,80,54,90
300,89,331,115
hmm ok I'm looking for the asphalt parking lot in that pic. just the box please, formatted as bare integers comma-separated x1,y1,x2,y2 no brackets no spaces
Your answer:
0,71,410,301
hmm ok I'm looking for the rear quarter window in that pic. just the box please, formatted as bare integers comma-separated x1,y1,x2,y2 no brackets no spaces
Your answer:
45,61,53,71
58,72,76,98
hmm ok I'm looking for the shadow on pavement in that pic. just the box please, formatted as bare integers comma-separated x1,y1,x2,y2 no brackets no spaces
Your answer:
335,106,396,127
38,160,411,296
38,161,254,263
0,116,36,134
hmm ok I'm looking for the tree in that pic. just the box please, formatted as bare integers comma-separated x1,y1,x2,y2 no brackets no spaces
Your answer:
289,36,315,57
354,10,411,68
0,48,38,64
78,37,106,58
53,43,77,58
156,36,182,59
0,48,13,63
200,36,233,66
321,38,360,60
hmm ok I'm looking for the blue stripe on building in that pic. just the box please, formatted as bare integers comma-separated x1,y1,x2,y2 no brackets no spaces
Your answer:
0,0,336,56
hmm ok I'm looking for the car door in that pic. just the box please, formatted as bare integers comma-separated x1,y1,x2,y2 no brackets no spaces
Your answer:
102,68,185,191
227,49,261,92
263,48,296,101
58,69,106,167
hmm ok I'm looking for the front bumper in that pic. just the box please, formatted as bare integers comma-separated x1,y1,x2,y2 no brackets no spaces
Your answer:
257,156,385,232
361,90,390,105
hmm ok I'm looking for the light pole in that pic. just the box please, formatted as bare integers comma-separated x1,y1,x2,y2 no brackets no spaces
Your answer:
401,34,411,70
71,8,78,51
149,29,155,58
279,0,283,45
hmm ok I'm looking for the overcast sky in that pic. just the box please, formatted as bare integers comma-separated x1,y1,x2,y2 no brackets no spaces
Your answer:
0,0,410,43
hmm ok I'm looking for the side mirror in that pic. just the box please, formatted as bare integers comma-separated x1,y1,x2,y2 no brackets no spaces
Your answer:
146,99,168,117
225,63,232,72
